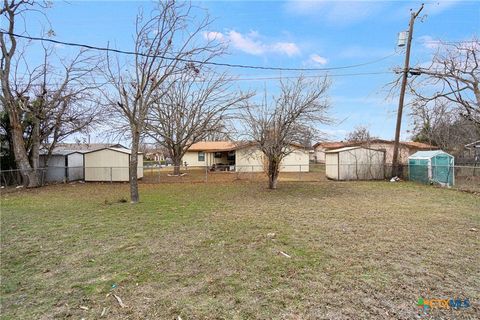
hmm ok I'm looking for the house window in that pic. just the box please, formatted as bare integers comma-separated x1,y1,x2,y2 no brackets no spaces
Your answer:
214,152,222,158
198,151,205,162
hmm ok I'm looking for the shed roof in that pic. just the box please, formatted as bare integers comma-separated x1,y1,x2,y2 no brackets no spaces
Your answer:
409,150,452,159
83,146,142,155
42,143,127,156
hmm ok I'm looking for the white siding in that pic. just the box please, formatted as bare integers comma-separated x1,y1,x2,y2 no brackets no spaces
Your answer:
314,147,327,163
40,155,67,182
67,153,84,181
325,153,338,179
326,147,385,180
235,147,265,172
236,146,309,172
84,149,143,182
280,148,309,172
182,151,206,167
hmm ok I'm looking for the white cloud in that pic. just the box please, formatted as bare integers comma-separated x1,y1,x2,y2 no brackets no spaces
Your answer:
203,30,300,56
227,30,266,55
204,31,224,42
418,35,441,50
271,42,301,56
309,53,328,65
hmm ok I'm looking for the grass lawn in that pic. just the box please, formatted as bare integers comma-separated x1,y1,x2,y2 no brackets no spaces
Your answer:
1,180,479,319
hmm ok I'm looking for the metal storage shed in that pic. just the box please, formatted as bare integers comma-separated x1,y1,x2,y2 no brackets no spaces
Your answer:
39,150,84,183
84,147,143,182
325,146,385,180
408,150,454,187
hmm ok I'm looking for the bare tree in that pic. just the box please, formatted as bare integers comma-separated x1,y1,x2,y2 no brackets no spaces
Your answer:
1,0,39,186
241,76,330,189
103,0,223,202
345,125,377,143
146,72,252,175
408,38,480,126
1,0,99,186
410,100,480,157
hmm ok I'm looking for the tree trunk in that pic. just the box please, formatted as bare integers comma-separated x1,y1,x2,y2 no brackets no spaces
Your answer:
129,132,140,203
8,106,39,187
30,114,40,171
173,157,182,175
268,159,279,189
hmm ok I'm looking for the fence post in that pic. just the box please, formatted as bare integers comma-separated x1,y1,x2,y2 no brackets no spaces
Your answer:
299,165,301,181
205,166,208,183
110,167,113,183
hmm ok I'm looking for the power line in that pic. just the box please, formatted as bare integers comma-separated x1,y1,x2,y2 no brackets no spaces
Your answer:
12,70,394,87
1,31,399,72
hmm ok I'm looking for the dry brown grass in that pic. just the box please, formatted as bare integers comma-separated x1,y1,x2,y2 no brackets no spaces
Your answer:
1,180,479,319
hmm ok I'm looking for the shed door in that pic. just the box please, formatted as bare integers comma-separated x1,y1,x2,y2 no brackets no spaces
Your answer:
431,155,453,186
409,158,429,184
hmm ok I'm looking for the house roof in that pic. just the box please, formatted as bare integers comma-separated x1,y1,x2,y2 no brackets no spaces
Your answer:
465,140,480,148
314,139,437,150
187,141,307,152
325,146,386,153
188,141,242,152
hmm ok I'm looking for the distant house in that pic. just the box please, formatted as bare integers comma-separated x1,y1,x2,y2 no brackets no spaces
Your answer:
39,143,143,183
313,139,438,164
182,141,310,172
464,140,480,163
312,142,349,163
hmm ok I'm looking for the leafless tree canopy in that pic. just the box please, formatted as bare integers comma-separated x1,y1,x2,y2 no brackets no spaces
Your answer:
410,100,480,160
1,0,100,186
408,38,480,126
103,0,224,202
242,76,330,189
345,126,377,143
146,72,252,175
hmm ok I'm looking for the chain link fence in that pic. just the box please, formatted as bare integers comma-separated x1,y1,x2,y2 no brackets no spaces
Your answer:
1,163,478,193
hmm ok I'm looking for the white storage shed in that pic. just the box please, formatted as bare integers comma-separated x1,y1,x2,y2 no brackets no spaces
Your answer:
325,146,385,180
84,147,143,182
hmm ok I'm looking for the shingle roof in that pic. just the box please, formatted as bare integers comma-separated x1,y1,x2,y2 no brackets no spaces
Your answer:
314,140,437,150
188,141,245,152
325,146,386,153
188,141,307,152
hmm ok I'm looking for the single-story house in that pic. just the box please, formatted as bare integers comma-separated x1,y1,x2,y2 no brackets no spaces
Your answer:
313,139,438,164
325,146,386,180
464,140,480,163
182,141,310,172
39,143,143,182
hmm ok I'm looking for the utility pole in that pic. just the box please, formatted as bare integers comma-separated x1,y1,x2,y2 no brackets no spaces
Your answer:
391,3,424,177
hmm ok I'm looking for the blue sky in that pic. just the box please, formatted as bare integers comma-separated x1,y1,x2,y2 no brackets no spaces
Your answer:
14,0,480,141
